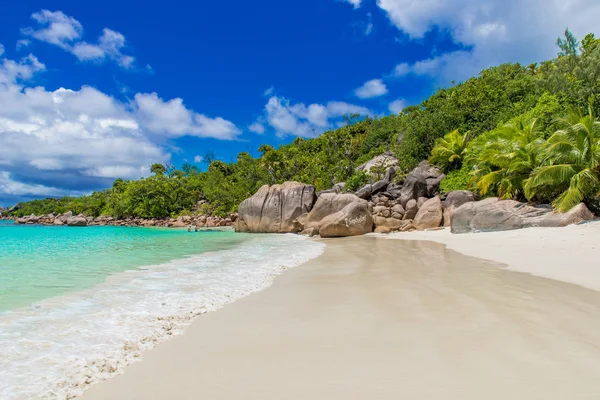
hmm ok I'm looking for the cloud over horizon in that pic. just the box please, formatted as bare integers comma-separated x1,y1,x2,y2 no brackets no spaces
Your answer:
0,50,240,203
256,96,371,138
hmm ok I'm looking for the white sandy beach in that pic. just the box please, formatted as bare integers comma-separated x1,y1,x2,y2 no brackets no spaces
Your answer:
82,232,600,400
383,220,600,292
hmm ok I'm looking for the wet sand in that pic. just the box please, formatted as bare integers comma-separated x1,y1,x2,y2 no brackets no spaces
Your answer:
386,221,600,291
82,237,600,400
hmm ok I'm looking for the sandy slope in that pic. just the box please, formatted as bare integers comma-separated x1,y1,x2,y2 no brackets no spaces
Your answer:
381,221,600,291
82,236,600,400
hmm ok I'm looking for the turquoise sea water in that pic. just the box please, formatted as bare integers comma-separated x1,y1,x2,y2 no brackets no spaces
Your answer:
0,220,247,312
0,220,325,399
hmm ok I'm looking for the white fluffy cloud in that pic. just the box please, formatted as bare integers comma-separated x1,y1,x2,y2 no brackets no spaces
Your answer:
388,99,407,114
249,122,265,134
375,0,600,83
258,96,370,138
193,155,204,163
22,10,83,48
0,52,240,201
354,79,388,99
134,93,240,139
23,10,137,69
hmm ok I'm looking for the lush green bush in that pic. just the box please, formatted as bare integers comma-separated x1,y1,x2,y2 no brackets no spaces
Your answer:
439,167,472,194
10,30,600,217
345,171,370,192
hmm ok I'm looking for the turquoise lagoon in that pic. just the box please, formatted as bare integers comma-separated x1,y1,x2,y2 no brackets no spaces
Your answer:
0,221,247,312
0,220,324,399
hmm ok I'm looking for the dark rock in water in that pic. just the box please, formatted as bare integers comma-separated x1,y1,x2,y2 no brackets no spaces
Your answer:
319,202,373,238
451,198,594,234
371,179,389,195
236,182,316,233
443,190,477,227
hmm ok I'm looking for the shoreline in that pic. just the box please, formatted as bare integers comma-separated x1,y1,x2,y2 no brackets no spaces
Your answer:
81,235,600,400
0,233,324,400
379,221,600,292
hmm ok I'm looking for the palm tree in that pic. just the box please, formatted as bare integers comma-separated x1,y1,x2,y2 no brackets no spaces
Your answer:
471,119,545,200
524,106,600,212
429,129,468,171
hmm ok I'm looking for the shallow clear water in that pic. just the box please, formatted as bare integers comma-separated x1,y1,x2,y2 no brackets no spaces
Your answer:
0,221,247,312
0,221,325,399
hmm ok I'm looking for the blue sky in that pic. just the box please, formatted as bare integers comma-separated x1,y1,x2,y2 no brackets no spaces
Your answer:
1,0,599,205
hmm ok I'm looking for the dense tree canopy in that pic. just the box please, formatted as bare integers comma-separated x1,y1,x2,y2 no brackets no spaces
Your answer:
8,30,600,218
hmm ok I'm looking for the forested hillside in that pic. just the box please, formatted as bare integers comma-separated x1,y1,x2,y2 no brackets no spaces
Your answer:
8,30,600,218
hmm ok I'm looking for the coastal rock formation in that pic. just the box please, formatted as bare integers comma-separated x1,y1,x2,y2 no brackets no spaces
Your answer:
8,212,235,229
66,216,88,227
356,151,399,177
451,198,594,234
318,202,373,238
306,193,367,229
236,182,316,233
316,182,346,197
443,190,477,227
373,216,411,232
537,203,595,227
399,161,444,207
403,199,418,220
414,197,443,230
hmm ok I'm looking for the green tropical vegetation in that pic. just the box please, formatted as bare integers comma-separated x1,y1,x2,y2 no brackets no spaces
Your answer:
7,30,600,218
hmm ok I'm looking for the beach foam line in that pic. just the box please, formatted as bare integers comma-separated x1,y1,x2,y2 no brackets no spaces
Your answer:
0,234,325,400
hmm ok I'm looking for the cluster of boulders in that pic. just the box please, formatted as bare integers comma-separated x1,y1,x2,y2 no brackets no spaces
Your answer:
235,153,595,237
235,159,454,237
13,211,236,228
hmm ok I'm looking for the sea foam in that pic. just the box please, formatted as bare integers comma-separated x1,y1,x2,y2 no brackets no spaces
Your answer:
0,234,325,399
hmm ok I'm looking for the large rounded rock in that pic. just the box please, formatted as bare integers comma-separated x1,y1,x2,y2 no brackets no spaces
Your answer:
443,190,477,227
451,198,594,234
306,193,367,229
414,197,443,230
66,216,88,227
236,182,316,233
319,202,373,238
537,203,595,227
